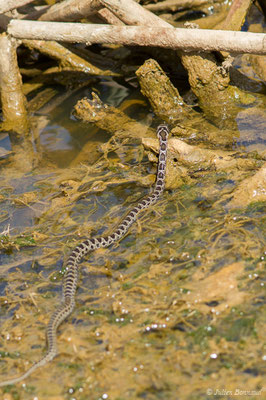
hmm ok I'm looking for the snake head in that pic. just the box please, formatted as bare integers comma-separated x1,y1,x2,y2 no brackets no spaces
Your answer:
157,124,169,141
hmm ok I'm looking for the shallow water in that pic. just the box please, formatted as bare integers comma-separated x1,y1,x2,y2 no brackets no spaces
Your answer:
0,68,265,400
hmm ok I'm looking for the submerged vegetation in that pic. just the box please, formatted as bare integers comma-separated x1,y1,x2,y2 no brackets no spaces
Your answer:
0,232,36,252
0,0,265,399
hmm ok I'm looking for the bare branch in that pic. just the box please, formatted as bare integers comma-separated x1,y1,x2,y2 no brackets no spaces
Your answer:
38,0,102,22
97,8,124,25
7,20,266,55
98,0,170,27
0,0,34,14
22,39,119,76
37,0,123,25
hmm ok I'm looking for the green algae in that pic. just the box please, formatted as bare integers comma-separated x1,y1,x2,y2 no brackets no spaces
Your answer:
0,234,36,253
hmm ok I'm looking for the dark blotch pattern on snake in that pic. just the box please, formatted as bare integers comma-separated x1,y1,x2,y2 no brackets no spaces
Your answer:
0,124,169,386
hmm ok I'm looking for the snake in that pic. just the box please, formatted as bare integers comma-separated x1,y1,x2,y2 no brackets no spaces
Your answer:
0,124,169,386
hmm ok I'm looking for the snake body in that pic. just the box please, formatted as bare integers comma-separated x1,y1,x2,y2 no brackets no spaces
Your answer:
0,124,169,386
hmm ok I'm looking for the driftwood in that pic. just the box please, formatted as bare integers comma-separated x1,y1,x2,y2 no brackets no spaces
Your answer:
142,136,264,192
7,20,266,55
73,92,155,140
135,58,238,145
22,39,119,76
37,0,101,22
1,0,264,135
143,136,261,173
30,0,123,25
99,0,170,27
86,0,265,129
0,34,36,170
73,92,264,198
136,59,194,123
0,0,264,187
0,33,28,134
0,0,33,14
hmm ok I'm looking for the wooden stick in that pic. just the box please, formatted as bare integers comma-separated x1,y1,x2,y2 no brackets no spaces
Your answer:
22,39,119,76
24,0,122,26
37,0,123,25
97,8,124,25
0,0,34,14
98,0,170,27
7,20,266,55
38,0,102,22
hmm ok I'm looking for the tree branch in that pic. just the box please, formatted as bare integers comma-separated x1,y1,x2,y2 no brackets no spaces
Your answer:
98,0,170,27
38,0,102,22
7,20,266,55
0,0,34,14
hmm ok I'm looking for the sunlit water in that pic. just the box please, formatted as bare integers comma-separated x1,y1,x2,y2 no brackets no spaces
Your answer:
0,73,265,400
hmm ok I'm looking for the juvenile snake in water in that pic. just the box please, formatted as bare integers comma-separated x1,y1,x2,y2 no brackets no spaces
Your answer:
0,124,169,386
